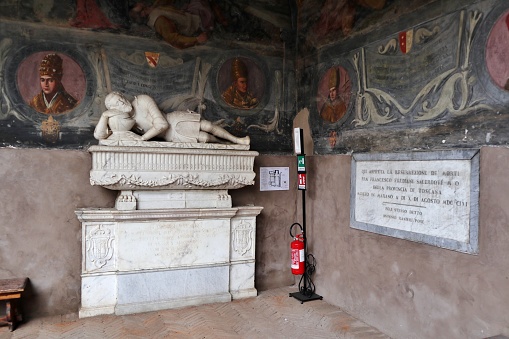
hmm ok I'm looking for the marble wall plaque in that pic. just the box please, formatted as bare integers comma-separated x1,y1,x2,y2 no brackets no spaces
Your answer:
350,150,479,254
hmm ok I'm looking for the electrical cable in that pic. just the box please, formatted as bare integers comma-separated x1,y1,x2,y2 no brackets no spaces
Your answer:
298,253,316,296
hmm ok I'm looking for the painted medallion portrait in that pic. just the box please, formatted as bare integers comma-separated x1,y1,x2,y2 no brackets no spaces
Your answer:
317,66,351,123
17,51,86,115
486,11,509,91
218,57,264,110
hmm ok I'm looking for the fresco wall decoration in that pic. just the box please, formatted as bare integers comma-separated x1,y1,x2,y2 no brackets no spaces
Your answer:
208,53,286,138
317,66,351,124
295,0,443,54
1,41,97,146
305,0,509,154
0,8,295,152
219,57,262,111
352,8,483,126
485,9,509,92
21,53,83,115
213,56,267,114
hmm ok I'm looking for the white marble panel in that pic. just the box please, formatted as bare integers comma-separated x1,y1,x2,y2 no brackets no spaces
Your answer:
230,262,256,299
116,219,230,271
80,274,117,317
133,190,231,209
115,266,230,314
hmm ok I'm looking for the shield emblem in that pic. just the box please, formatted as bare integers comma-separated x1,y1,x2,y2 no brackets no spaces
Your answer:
145,52,160,68
399,29,413,54
41,116,60,143
233,221,253,256
86,225,114,269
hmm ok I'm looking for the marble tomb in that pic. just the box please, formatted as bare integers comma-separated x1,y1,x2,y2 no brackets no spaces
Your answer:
76,140,262,318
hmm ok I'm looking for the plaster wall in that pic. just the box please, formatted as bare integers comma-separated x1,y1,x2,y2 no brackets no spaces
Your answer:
0,148,116,317
230,155,297,291
2,137,509,338
306,147,509,338
0,148,296,317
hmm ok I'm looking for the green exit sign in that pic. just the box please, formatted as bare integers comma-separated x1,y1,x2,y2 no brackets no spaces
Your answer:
297,155,306,172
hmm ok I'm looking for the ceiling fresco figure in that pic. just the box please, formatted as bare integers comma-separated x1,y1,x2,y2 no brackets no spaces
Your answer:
221,58,259,110
70,0,129,29
313,0,387,38
129,0,225,49
29,53,78,115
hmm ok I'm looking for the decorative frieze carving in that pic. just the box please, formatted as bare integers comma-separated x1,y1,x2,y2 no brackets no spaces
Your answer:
89,145,258,191
90,172,254,190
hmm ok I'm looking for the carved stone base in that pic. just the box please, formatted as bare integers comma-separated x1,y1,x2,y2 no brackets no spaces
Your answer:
79,144,261,317
76,205,262,318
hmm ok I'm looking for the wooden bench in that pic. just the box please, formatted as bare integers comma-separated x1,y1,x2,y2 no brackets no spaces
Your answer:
0,278,27,331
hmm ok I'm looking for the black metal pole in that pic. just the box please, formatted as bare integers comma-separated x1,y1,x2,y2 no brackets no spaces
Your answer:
290,129,322,303
301,185,307,292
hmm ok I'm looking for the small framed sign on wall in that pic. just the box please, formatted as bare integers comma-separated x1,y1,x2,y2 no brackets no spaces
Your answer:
259,167,289,191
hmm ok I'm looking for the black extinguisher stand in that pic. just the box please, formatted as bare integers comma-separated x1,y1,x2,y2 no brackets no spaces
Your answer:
290,128,322,303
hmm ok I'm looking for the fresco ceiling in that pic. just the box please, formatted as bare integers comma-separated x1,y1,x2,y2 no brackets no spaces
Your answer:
0,0,441,52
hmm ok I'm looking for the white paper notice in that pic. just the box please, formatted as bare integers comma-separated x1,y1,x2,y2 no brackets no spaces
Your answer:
260,167,290,191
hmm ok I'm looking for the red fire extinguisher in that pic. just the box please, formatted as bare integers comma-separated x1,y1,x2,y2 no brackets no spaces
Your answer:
291,233,305,275
290,223,305,275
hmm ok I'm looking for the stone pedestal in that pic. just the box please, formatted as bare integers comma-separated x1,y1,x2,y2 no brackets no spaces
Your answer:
76,141,262,318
